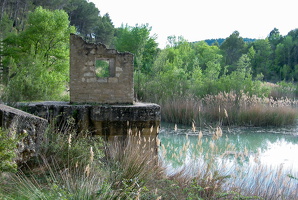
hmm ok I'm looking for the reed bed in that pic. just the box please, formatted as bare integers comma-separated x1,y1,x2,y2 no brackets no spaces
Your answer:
1,123,298,199
161,91,298,127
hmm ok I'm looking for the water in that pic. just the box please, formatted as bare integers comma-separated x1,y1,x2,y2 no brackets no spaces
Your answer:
158,123,298,175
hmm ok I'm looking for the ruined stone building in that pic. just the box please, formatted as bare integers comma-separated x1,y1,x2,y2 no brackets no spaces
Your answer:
70,34,134,104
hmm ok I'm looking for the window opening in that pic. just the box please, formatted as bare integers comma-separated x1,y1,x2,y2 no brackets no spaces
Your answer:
95,59,110,77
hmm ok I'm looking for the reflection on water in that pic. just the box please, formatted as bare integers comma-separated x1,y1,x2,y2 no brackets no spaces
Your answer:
159,123,298,174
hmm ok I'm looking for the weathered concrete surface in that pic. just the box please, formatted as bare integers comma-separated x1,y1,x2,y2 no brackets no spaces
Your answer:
0,104,48,163
70,34,134,104
18,101,161,138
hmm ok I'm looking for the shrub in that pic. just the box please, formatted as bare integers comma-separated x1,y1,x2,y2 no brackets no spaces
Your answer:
0,128,18,174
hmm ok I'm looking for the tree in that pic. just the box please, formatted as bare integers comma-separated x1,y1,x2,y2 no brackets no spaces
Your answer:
0,0,33,32
268,28,282,51
287,29,298,68
251,39,272,80
220,31,246,67
114,24,158,100
114,24,158,73
94,13,114,47
66,0,100,40
2,7,75,102
193,41,222,71
0,13,14,37
274,43,286,80
32,0,70,10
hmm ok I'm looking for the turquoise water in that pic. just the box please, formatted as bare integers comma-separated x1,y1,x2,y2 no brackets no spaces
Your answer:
158,123,298,174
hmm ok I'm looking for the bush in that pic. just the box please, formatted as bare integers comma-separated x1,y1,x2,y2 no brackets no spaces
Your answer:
0,128,18,174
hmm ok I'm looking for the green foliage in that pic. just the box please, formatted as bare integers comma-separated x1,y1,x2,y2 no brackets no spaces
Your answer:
2,7,75,102
220,31,246,67
0,128,17,173
114,24,159,99
114,24,158,72
250,38,273,80
1,153,111,200
94,13,115,46
0,14,14,38
139,37,269,103
66,0,100,39
95,59,110,77
141,40,193,101
38,119,104,170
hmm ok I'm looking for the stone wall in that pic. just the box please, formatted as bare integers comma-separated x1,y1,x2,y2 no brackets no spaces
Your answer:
70,34,134,104
0,104,48,163
18,102,161,138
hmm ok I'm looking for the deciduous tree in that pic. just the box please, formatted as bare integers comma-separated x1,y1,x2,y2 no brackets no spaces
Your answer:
220,31,245,67
2,7,75,102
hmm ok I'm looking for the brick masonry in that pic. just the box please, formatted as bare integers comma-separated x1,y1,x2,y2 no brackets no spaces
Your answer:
70,34,134,104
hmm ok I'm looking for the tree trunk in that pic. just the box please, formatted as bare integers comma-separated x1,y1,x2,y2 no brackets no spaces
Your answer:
1,0,7,20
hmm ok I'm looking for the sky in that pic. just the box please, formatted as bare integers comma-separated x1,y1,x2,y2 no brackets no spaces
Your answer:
90,0,298,48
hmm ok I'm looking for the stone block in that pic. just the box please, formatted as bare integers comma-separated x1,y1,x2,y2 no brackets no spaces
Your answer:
0,104,48,164
108,77,118,83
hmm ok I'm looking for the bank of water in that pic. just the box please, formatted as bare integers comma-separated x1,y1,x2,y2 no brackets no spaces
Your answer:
158,123,298,196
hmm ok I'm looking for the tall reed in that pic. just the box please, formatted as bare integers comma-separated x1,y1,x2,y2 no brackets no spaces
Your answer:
103,134,165,199
161,91,298,127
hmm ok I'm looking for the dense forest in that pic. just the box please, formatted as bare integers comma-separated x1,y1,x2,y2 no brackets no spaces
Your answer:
1,0,298,103
202,38,256,46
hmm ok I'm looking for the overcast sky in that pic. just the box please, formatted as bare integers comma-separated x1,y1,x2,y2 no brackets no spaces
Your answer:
91,0,298,48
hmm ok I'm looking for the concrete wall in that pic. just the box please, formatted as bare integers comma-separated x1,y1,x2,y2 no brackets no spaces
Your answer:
70,34,134,104
0,104,48,163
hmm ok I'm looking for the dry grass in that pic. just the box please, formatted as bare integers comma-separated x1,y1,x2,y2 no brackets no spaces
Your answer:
103,134,164,199
0,128,165,199
1,122,298,199
239,105,297,126
161,91,298,127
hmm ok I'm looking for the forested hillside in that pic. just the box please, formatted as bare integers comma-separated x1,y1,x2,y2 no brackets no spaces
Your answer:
1,0,298,103
202,38,256,46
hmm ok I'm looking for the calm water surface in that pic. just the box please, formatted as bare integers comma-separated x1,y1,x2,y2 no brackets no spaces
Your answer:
158,123,298,175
